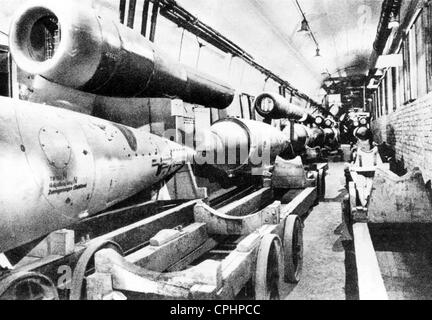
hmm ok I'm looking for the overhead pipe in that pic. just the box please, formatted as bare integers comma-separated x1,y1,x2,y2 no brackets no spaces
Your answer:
157,0,320,107
368,0,402,80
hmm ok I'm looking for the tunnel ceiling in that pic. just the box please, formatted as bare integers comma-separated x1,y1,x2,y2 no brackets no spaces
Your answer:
176,0,383,99
254,0,383,76
0,0,383,101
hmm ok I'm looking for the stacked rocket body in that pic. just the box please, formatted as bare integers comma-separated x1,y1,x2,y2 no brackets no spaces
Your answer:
2,0,236,256
194,92,343,180
0,96,194,253
255,92,340,151
194,118,291,177
8,0,235,120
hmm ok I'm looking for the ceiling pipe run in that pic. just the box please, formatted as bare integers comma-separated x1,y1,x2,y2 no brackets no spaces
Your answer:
372,0,402,55
367,0,402,85
157,0,320,107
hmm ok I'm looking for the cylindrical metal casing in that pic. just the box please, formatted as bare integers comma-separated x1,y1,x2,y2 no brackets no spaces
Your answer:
0,96,194,253
281,122,309,153
254,92,310,121
323,127,340,147
306,127,325,148
195,118,290,175
354,126,372,141
9,0,235,109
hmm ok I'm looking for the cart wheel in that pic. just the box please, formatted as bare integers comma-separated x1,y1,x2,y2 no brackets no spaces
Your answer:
0,271,59,300
254,234,284,300
70,239,123,300
283,215,303,283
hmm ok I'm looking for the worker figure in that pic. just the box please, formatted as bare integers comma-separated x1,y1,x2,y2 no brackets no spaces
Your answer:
344,126,382,189
351,127,382,168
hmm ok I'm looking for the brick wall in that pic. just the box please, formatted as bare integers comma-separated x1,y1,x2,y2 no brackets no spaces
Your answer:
371,91,432,183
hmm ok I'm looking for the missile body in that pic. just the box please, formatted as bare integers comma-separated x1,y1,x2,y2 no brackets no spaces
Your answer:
281,121,327,151
352,116,371,141
281,122,309,153
340,113,371,143
0,96,193,253
254,92,341,151
254,92,313,123
194,117,334,179
195,118,291,177
9,0,234,109
321,119,340,149
354,126,372,141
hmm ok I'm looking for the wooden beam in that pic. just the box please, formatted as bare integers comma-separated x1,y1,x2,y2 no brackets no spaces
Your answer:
194,199,280,236
166,238,218,272
99,200,197,254
219,188,273,217
111,265,191,299
368,167,432,223
126,223,208,272
86,272,113,300
93,249,221,299
280,187,317,219
315,163,329,172
353,223,388,300
18,200,198,284
219,250,255,299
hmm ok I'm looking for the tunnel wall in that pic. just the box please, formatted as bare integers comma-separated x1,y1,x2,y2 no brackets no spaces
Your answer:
371,91,432,183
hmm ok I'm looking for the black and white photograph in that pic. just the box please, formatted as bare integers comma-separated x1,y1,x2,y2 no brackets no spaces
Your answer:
0,0,430,305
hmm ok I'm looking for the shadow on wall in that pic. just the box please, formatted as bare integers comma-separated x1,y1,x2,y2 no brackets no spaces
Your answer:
376,141,407,177
390,156,407,177
371,125,384,145
386,124,396,148
372,122,407,177
384,123,407,177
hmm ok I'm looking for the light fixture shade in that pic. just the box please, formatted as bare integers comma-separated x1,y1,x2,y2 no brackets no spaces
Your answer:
388,12,400,29
374,69,384,76
367,78,378,89
323,79,333,87
298,19,309,32
319,88,327,96
315,48,321,57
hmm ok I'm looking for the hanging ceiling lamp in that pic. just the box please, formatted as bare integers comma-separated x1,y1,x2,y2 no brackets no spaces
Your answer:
388,12,400,29
295,0,322,60
298,18,309,32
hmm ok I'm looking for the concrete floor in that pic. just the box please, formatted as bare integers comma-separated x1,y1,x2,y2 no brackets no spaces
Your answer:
282,162,351,300
371,224,432,300
280,162,432,300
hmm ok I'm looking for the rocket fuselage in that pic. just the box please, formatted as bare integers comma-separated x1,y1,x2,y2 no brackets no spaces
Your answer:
254,92,313,122
193,114,342,179
254,92,341,151
194,118,291,177
0,96,193,253
9,0,235,109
